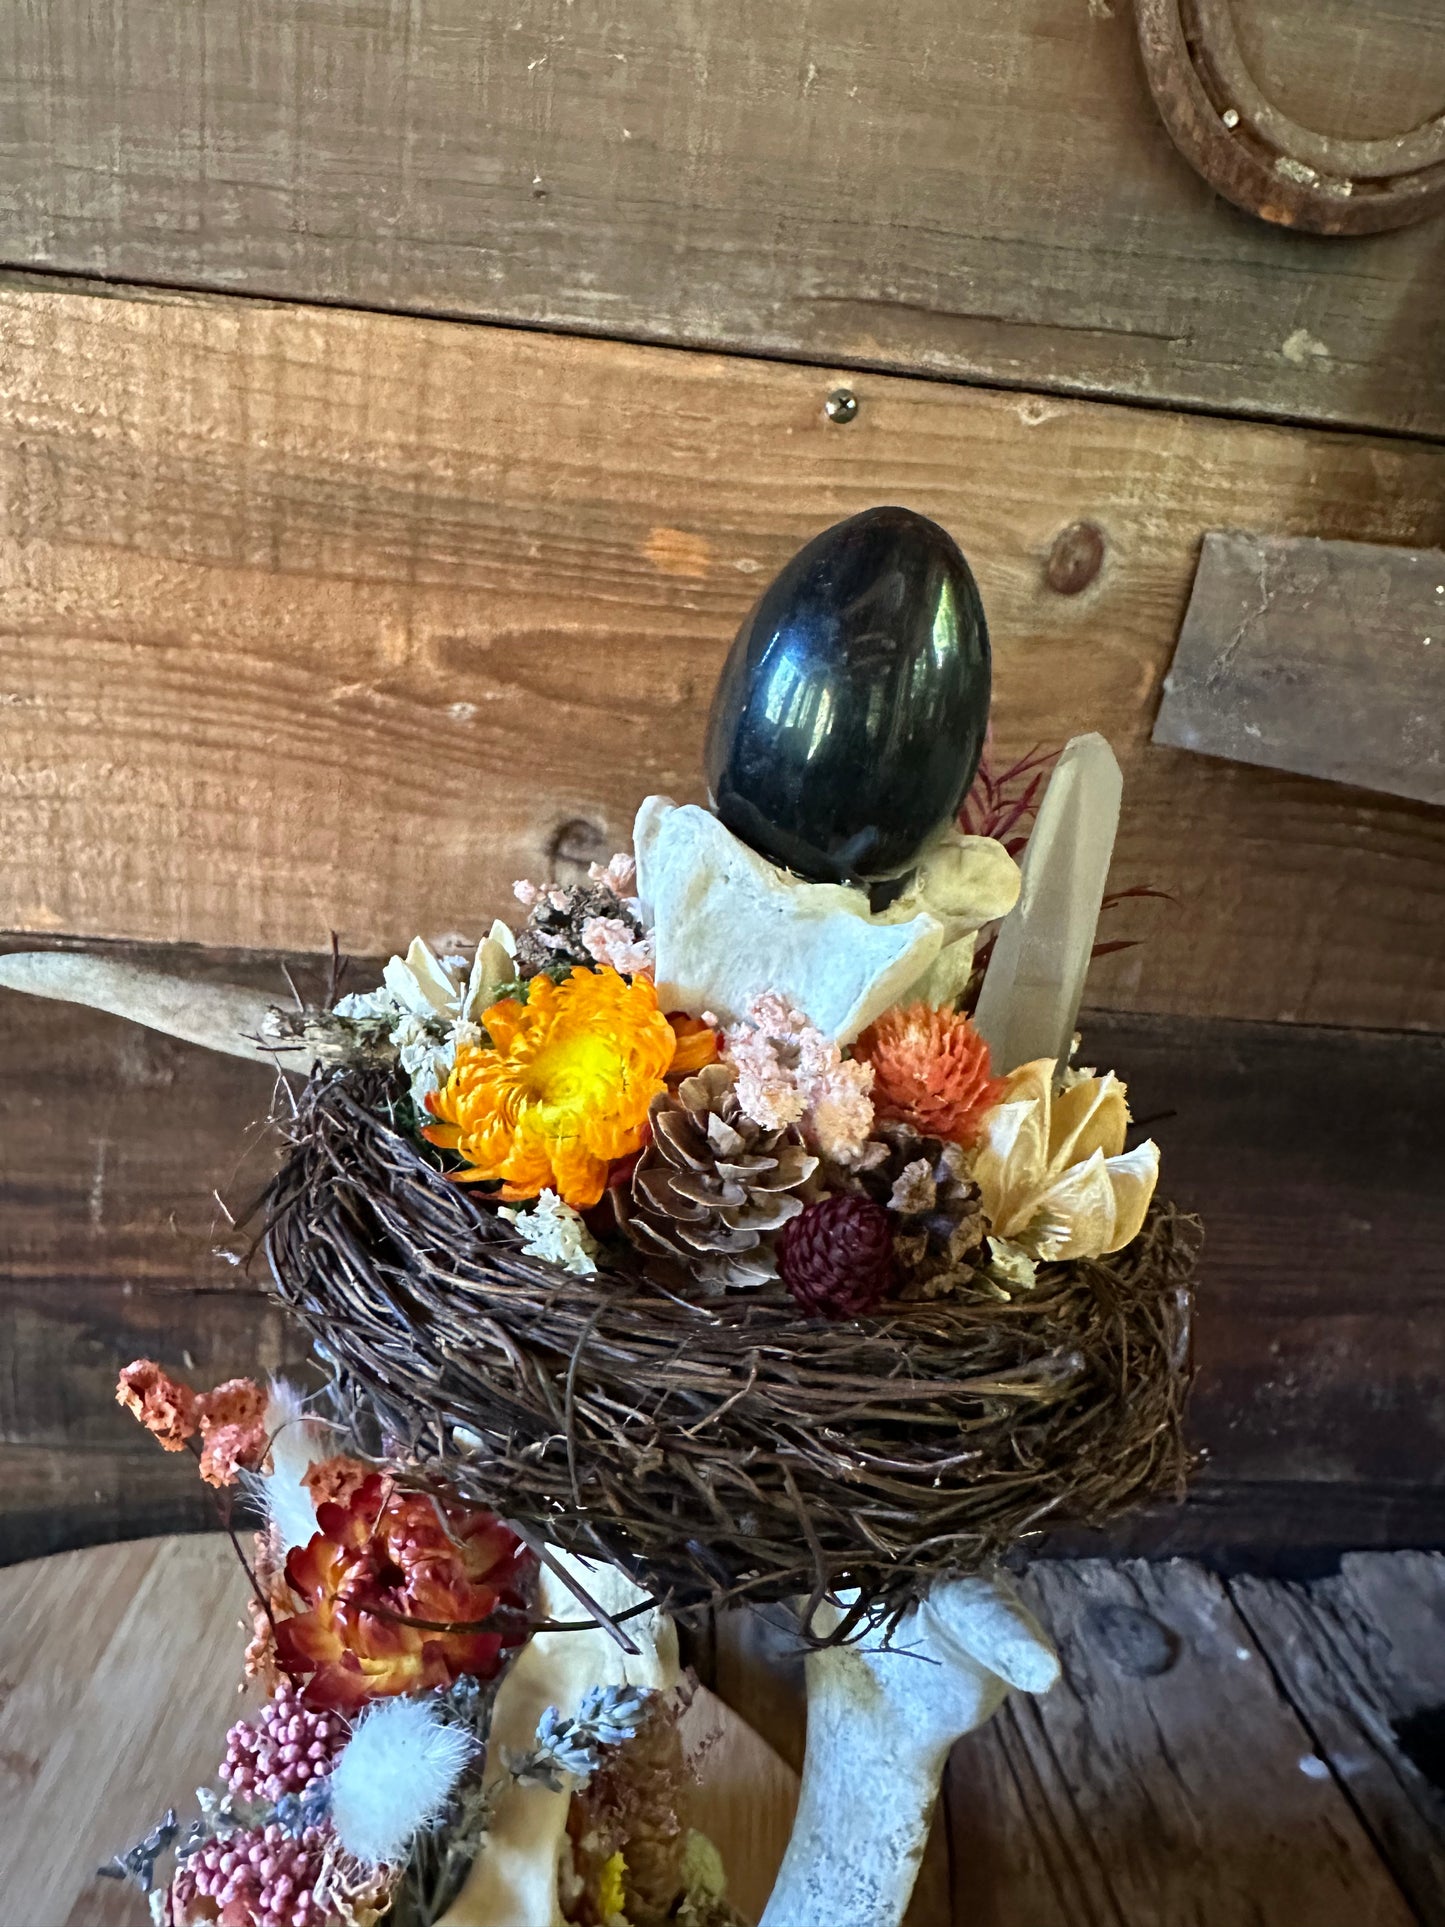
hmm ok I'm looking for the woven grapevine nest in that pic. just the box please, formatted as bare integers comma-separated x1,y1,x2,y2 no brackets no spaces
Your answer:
265,1066,1198,1638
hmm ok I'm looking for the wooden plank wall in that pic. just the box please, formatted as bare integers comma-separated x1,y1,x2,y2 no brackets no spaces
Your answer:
1,0,1443,1563
1,1,1442,436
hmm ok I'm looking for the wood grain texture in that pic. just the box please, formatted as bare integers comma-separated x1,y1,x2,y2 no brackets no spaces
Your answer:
4,290,1445,1031
1154,532,1445,803
1232,1553,1445,1924
0,1538,797,1927
0,2,1442,434
943,1559,1429,1926
3,940,1443,1563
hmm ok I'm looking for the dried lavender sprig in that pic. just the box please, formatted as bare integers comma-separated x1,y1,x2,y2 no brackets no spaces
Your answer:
506,1682,652,1791
97,1810,178,1894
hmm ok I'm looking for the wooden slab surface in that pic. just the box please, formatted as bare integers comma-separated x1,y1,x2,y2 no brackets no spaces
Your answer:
1155,533,1445,804
0,1537,798,1927
4,943,1442,1565
3,289,1444,1032
0,3,1442,436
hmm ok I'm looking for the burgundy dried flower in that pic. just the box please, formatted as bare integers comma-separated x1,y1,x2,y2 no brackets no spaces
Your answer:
220,1684,348,1806
167,1818,334,1927
777,1194,896,1319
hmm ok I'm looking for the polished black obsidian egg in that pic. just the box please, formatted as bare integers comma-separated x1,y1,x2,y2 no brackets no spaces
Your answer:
704,506,991,887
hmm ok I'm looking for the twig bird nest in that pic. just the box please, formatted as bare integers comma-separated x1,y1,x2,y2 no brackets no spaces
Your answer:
266,1067,1198,1638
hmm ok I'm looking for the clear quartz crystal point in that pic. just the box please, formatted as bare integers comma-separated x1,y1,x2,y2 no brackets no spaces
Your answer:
971,733,1123,1075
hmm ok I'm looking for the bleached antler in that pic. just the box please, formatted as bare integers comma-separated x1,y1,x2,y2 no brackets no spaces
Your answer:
0,951,300,1064
760,1577,1059,1927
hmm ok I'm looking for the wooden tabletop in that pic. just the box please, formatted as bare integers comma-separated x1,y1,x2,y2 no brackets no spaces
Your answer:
0,1537,798,1927
4,1542,1443,1927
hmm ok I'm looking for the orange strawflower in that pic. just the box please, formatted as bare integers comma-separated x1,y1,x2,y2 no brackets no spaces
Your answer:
116,1359,199,1451
854,1003,1005,1148
275,1472,534,1711
423,967,693,1208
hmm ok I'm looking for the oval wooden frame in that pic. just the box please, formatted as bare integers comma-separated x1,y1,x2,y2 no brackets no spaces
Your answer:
1136,0,1445,235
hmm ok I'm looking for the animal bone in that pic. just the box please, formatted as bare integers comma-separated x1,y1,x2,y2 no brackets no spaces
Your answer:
759,1577,1059,1927
634,798,1018,1042
437,1551,679,1927
0,951,299,1064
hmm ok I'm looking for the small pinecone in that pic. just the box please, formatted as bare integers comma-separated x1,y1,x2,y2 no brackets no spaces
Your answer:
777,1193,895,1319
513,879,645,977
614,1063,818,1290
848,1119,987,1300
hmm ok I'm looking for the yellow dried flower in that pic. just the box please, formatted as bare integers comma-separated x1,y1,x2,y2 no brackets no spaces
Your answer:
422,968,680,1209
596,1850,628,1922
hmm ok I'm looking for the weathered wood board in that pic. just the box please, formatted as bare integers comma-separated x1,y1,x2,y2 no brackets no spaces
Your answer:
3,290,1444,1031
944,1558,1439,1926
1232,1554,1445,1924
4,939,1442,1563
1155,533,1445,803
0,1537,797,1927
0,3,1442,436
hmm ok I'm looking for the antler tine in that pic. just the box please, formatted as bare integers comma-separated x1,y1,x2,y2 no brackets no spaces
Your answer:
0,951,305,1065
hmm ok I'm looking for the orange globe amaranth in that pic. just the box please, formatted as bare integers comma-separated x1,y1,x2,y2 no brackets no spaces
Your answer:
423,967,709,1209
854,1002,1005,1148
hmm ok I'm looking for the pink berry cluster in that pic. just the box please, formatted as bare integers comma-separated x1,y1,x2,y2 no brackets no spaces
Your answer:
221,1684,348,1804
167,1821,332,1927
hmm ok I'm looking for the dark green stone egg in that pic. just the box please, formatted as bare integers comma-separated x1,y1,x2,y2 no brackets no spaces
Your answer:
704,506,991,887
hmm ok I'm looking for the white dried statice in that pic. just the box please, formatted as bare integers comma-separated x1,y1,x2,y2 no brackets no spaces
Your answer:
334,926,516,1113
499,1189,599,1275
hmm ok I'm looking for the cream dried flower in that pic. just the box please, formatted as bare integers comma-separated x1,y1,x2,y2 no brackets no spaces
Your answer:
500,1189,600,1275
971,1059,1158,1261
723,994,873,1163
335,928,517,1113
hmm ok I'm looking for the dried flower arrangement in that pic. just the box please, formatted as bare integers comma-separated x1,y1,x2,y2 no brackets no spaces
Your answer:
4,506,1199,1927
264,782,1194,1630
105,1365,745,1927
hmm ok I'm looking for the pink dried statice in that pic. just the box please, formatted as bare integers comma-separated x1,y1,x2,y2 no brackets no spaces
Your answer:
222,1685,348,1805
581,915,655,978
588,852,637,897
167,1818,333,1927
724,995,874,1164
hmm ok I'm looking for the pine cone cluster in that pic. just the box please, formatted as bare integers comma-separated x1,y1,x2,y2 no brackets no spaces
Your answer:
777,1193,896,1319
613,1064,818,1290
846,1119,987,1299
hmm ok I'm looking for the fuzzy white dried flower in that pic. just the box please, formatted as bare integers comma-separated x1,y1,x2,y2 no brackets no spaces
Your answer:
500,1190,600,1275
251,1379,332,1554
328,1696,475,1869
